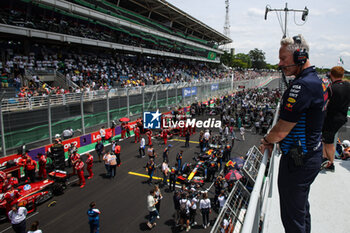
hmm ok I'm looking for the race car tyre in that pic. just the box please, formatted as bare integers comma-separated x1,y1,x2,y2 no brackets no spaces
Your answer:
35,190,53,205
52,183,64,195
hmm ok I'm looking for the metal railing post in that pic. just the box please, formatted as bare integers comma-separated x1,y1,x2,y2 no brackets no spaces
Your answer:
106,90,110,128
0,92,6,156
48,94,52,144
142,86,145,113
80,91,85,135
126,88,130,118
156,85,161,109
156,85,159,110
182,84,186,107
190,82,193,104
175,84,178,106
166,85,169,107
28,97,32,110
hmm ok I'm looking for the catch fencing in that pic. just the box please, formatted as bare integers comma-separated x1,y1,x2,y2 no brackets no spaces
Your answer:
0,76,274,156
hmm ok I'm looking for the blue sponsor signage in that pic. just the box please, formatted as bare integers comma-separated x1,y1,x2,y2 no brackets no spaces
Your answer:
211,84,219,91
182,87,197,97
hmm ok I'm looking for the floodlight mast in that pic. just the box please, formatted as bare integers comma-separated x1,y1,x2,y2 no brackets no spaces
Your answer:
265,3,309,38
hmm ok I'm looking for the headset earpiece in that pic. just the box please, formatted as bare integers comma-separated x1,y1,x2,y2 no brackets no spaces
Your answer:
292,36,309,65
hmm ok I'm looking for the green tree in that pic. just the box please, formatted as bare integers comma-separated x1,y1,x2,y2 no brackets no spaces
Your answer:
232,53,251,68
248,48,266,69
220,51,233,67
266,63,279,70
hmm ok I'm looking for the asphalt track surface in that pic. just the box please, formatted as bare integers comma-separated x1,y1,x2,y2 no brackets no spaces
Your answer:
0,79,281,233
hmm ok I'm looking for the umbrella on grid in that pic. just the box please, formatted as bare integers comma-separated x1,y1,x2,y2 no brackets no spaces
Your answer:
119,117,130,122
225,169,243,182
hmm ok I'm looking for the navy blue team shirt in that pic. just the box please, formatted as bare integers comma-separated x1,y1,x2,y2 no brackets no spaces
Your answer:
279,66,327,156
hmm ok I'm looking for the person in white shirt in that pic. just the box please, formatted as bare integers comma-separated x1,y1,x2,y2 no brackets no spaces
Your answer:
239,127,245,141
139,137,146,157
62,128,74,139
218,190,227,212
190,193,200,227
199,192,211,229
103,152,111,177
179,194,191,232
161,161,169,186
8,204,27,233
220,213,230,233
203,130,210,149
100,126,106,142
27,221,42,233
146,190,158,229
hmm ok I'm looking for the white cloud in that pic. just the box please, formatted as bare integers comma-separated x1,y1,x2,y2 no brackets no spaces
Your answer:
310,9,322,16
327,8,337,14
246,8,265,17
167,0,350,70
340,51,350,57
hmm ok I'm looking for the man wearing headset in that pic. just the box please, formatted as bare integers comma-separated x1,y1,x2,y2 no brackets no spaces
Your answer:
259,34,327,233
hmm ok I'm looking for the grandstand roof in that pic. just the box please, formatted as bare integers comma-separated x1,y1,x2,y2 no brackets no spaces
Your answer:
119,0,232,44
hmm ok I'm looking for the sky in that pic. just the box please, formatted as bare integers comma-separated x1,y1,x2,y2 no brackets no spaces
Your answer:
167,0,350,70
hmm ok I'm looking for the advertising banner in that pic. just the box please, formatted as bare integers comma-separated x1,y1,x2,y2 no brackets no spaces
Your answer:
182,87,197,97
211,84,219,91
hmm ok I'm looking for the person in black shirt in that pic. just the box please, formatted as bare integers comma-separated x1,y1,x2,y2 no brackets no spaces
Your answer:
322,66,350,171
185,130,190,148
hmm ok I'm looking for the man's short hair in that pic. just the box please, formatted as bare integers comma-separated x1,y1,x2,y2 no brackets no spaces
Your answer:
280,34,309,54
330,66,344,79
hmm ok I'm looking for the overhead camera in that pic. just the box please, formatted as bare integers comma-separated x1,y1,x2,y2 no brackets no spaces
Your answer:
302,7,309,21
264,6,271,20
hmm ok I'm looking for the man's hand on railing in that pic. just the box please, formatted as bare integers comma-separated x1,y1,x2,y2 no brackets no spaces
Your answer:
259,137,273,158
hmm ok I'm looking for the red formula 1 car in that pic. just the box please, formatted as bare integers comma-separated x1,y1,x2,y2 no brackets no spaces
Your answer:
0,179,61,221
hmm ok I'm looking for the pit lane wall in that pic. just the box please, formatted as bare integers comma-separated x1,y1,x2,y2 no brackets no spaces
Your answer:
0,76,278,165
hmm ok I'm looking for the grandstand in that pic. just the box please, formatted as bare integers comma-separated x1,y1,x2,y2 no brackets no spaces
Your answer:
0,0,280,156
0,0,233,155
0,0,235,98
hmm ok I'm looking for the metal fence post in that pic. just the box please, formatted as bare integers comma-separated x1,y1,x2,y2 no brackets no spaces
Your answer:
80,92,85,135
190,82,193,104
182,84,186,107
28,97,32,110
48,94,52,144
166,85,169,107
126,88,130,118
156,85,159,110
142,86,145,113
0,92,6,156
156,85,161,109
175,84,178,106
106,90,110,128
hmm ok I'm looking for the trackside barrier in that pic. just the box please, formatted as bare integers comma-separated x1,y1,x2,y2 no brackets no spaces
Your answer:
210,103,280,233
0,76,276,156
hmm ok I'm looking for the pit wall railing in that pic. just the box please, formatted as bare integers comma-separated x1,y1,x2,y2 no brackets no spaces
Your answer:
0,76,276,156
210,103,280,233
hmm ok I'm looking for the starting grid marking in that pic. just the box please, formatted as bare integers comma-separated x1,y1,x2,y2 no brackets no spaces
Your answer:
128,171,182,187
170,139,199,144
128,171,218,193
